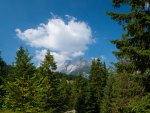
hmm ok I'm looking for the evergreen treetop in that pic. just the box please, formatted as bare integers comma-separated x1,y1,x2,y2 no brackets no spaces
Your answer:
108,0,150,73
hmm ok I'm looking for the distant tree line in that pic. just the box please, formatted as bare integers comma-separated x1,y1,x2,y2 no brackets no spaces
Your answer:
0,0,149,112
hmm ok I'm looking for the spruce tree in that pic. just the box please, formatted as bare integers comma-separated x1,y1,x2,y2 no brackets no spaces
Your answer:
70,75,88,113
57,77,71,112
129,93,150,113
0,52,7,108
108,0,150,73
100,75,115,113
107,1,150,112
88,58,108,113
111,73,145,113
38,49,60,113
0,52,7,77
3,46,37,112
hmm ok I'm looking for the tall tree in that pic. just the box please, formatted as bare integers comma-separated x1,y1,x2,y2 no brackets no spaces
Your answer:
107,1,150,112
100,74,115,113
108,0,150,73
0,52,7,108
3,46,37,112
38,49,60,113
57,77,72,112
88,58,108,113
70,75,88,113
0,52,7,77
112,73,145,113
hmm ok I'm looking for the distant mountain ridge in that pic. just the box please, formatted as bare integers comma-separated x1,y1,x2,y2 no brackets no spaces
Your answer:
57,58,91,75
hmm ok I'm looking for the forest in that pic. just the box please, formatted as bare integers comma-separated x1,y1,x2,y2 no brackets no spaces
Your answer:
0,0,150,113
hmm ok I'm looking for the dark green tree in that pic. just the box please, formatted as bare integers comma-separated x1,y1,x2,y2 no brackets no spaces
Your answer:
129,93,150,113
70,75,88,113
129,69,150,113
100,74,115,113
57,77,72,112
0,52,7,77
88,58,108,113
112,73,145,113
0,52,8,109
38,49,60,113
107,1,150,112
3,46,37,112
108,0,150,73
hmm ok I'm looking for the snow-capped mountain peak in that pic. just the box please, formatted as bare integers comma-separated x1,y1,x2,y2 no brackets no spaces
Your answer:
57,58,91,75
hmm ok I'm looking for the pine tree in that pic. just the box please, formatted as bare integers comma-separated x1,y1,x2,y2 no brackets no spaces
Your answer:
38,49,60,113
129,93,150,113
57,77,72,112
107,1,150,112
0,52,7,108
100,75,115,113
129,69,150,113
108,0,150,73
3,46,37,112
88,58,108,113
0,52,7,77
112,73,145,113
70,75,88,113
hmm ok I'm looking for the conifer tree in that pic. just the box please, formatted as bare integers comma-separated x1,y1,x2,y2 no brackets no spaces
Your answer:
107,1,150,112
3,46,37,112
100,75,115,113
38,49,60,113
70,75,88,113
88,58,108,113
108,0,150,73
112,73,144,112
0,52,7,108
0,52,7,77
57,77,71,112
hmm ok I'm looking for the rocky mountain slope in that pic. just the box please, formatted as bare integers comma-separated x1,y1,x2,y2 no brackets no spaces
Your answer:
57,58,91,76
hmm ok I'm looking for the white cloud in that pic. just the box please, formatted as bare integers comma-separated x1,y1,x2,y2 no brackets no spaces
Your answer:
35,49,84,66
72,51,84,57
35,49,71,69
51,52,71,64
35,49,47,61
16,15,94,66
16,17,93,52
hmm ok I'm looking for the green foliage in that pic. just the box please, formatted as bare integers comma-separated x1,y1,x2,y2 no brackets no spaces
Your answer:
57,77,72,112
108,0,150,73
88,58,108,113
37,49,62,113
70,75,88,113
0,53,7,77
3,47,38,112
129,93,150,113
0,1,149,113
39,49,57,74
12,46,35,77
112,73,144,113
100,75,115,113
0,53,8,109
101,72,145,113
0,110,18,113
0,45,148,113
106,1,150,112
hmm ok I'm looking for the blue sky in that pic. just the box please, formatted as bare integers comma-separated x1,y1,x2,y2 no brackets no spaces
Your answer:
0,0,126,66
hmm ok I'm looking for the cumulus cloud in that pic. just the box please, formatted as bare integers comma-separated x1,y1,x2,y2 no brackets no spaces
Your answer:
16,15,94,66
35,49,47,61
35,49,71,67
